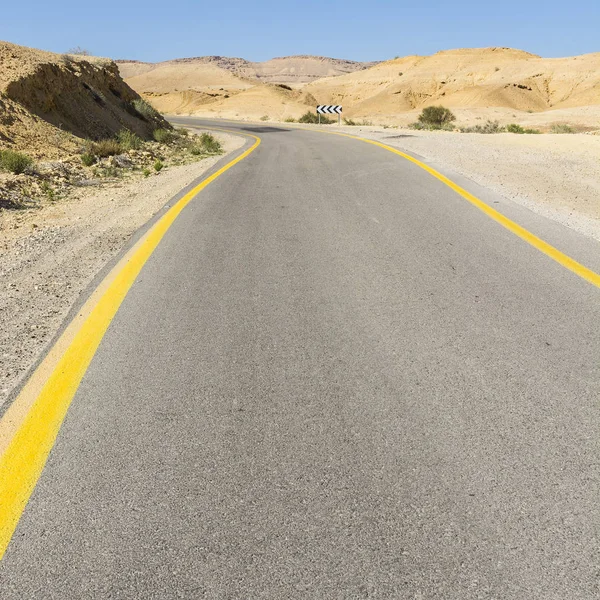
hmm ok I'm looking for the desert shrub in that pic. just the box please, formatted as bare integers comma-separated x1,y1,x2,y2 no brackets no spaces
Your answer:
143,168,151,177
153,128,176,144
418,105,456,128
0,150,34,174
506,124,541,134
67,46,90,56
344,118,373,126
176,127,190,137
117,129,143,150
551,123,575,134
153,159,164,172
260,115,269,121
90,139,122,157
284,117,297,123
506,123,525,134
40,181,56,200
81,153,96,166
460,120,503,134
200,133,222,154
133,98,159,119
298,111,333,124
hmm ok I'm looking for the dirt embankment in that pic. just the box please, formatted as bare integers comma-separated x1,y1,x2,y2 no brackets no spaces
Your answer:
0,41,169,159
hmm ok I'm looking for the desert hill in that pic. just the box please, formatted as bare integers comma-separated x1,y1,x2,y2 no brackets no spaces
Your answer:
0,41,169,159
118,47,600,126
117,55,376,86
306,47,600,118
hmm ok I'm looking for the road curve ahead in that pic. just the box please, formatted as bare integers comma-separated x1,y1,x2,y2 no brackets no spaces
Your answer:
0,119,598,599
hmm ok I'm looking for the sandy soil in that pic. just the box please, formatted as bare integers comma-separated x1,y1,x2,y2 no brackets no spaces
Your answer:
0,130,244,410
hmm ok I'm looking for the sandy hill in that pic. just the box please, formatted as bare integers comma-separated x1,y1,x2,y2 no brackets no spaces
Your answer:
306,47,600,118
0,41,169,159
120,47,600,126
117,55,376,86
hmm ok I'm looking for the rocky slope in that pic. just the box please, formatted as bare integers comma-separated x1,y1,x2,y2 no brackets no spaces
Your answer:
0,41,170,159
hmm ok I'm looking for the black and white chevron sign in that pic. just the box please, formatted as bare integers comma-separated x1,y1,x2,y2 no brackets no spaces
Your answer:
317,105,342,114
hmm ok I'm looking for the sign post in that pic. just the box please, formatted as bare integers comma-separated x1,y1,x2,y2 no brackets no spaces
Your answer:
316,105,343,125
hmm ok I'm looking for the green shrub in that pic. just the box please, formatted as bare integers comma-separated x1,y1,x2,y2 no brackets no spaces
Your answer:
143,168,151,177
40,181,56,200
132,98,159,119
417,105,456,128
298,111,333,124
506,123,541,134
81,153,96,166
200,133,221,154
0,150,34,174
153,159,164,172
284,117,297,123
408,122,425,130
506,123,525,134
91,139,122,157
153,128,176,144
551,123,575,134
176,127,190,137
117,129,143,150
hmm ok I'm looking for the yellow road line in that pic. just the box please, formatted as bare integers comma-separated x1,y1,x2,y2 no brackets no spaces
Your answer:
327,131,600,288
0,132,261,560
187,118,600,289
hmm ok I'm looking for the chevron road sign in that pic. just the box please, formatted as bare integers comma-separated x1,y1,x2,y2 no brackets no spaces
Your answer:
317,105,342,115
316,105,342,124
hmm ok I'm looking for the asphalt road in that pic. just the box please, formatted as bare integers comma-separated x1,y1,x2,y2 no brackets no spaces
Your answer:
1,119,599,599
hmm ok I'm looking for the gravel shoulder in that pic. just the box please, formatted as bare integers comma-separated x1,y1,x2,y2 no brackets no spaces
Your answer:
330,125,600,241
0,130,245,410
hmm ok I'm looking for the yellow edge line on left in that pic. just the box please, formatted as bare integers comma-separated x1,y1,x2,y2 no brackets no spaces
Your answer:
0,131,260,560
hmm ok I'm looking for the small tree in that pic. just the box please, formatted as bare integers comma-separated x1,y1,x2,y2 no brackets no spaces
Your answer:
417,105,456,128
67,46,91,56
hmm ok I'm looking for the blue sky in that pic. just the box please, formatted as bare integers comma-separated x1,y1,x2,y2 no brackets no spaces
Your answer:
1,0,598,62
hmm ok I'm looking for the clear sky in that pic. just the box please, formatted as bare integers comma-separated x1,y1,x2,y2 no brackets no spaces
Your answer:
1,0,598,62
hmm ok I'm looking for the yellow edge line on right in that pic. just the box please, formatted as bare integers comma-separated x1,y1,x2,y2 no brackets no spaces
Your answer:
300,126,600,289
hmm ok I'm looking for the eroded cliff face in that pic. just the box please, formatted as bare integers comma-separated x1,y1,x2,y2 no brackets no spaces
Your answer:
0,41,170,158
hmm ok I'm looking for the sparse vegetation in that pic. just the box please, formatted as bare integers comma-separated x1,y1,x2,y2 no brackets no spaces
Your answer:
143,168,151,177
460,120,503,134
260,115,270,121
199,133,222,154
67,46,91,56
417,105,456,129
89,139,122,157
284,117,297,123
39,181,56,200
117,129,143,150
153,159,164,172
298,111,334,124
81,153,96,166
0,150,34,174
343,118,373,126
132,98,160,120
551,123,575,134
506,123,541,134
153,128,176,144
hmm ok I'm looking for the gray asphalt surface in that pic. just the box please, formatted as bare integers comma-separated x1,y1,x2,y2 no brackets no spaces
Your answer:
1,119,599,599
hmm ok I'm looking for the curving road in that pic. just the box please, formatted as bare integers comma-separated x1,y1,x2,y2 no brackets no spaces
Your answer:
0,119,599,599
